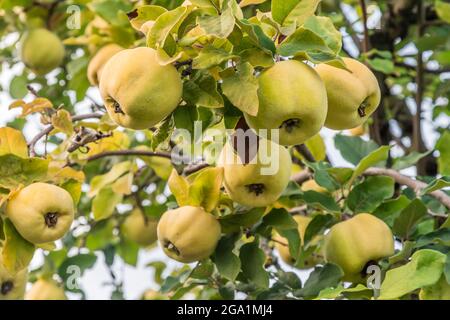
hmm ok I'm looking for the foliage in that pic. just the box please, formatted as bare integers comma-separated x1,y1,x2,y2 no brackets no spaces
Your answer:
0,0,449,300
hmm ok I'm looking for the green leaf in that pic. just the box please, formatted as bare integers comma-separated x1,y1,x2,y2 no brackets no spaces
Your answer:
89,0,133,26
0,154,49,189
191,260,214,279
303,15,341,53
421,176,450,195
88,161,132,197
58,253,97,291
415,228,450,248
379,249,446,300
221,63,259,116
213,233,241,281
188,167,224,212
183,71,224,108
366,58,395,74
198,6,235,38
303,213,334,245
239,239,269,288
92,187,123,221
117,237,139,266
392,151,432,170
392,199,427,239
192,45,238,69
334,134,379,166
436,0,450,23
9,75,28,99
262,208,298,230
147,5,188,48
128,5,167,31
219,208,265,233
436,130,450,175
297,190,341,212
373,195,411,226
350,145,390,185
2,219,35,273
278,27,336,63
271,0,320,28
296,263,344,299
236,19,276,54
346,176,395,214
150,116,174,150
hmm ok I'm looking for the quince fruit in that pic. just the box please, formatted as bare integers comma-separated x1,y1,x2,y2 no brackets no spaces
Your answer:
20,28,65,75
25,278,66,300
99,47,182,130
87,43,124,86
121,209,158,247
6,183,75,244
157,206,221,263
244,60,328,145
315,58,381,130
0,249,28,300
274,215,323,269
324,213,394,281
218,138,292,207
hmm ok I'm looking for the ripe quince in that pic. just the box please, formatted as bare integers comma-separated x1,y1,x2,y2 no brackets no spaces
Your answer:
244,60,328,145
87,43,123,86
6,183,75,244
316,58,381,130
20,28,65,75
25,278,66,300
157,206,221,263
99,47,182,130
324,213,394,281
0,249,28,300
121,209,158,247
218,138,292,207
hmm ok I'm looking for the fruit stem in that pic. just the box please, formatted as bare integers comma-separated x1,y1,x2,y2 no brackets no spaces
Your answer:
44,212,59,228
279,118,301,133
1,281,13,295
245,183,266,196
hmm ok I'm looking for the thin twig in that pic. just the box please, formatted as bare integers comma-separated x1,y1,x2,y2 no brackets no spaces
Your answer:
28,113,104,157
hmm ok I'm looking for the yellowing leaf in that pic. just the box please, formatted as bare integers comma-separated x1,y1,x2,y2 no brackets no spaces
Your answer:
379,249,446,300
9,98,53,117
88,161,133,197
239,0,267,8
112,172,133,195
47,162,85,183
0,154,49,189
51,109,73,135
2,219,35,273
92,187,123,221
168,169,190,206
0,127,28,158
305,134,326,161
189,166,224,212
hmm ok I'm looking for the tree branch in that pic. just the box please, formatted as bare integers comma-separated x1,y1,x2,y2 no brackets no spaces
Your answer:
359,0,370,53
292,167,450,210
28,113,103,157
79,150,176,163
